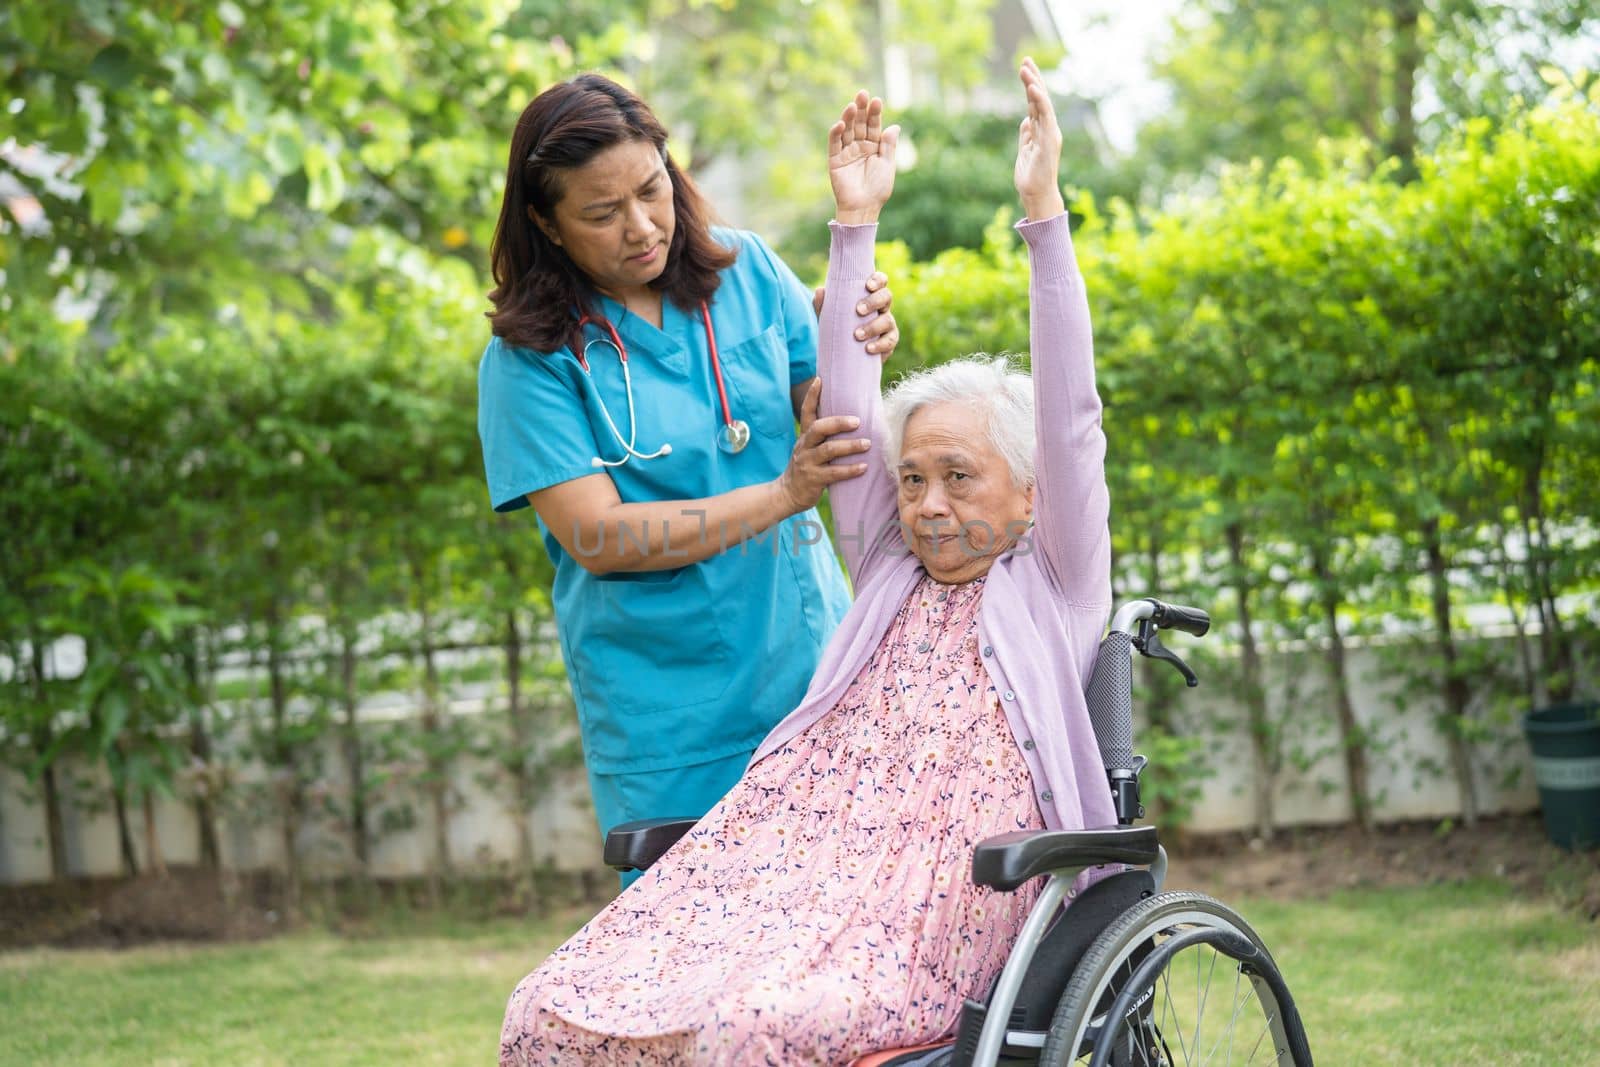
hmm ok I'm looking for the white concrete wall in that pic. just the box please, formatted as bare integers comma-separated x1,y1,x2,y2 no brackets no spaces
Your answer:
1165,636,1540,833
0,637,1546,886
0,691,604,886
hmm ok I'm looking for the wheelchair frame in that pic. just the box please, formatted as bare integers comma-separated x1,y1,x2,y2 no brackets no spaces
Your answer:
603,598,1314,1066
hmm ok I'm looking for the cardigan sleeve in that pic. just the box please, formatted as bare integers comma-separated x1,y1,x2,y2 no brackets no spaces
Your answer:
817,221,905,587
1016,214,1111,608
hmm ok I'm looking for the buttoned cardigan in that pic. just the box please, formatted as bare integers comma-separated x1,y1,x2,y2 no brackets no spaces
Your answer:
751,213,1116,837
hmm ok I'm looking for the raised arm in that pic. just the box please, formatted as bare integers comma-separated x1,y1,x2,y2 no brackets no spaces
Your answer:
818,92,904,585
1014,59,1111,605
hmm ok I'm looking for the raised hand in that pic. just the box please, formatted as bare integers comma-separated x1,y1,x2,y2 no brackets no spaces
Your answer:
828,91,899,225
1014,57,1065,221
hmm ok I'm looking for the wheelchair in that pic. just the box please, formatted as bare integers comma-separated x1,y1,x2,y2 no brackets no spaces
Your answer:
603,597,1315,1066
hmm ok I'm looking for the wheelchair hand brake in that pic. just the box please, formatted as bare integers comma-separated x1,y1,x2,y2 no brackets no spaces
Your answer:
1134,624,1198,688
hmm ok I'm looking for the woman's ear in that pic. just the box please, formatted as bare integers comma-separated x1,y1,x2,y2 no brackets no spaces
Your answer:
528,207,562,246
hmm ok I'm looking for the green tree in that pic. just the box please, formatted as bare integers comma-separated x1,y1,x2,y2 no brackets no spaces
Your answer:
1132,0,1597,190
48,563,200,877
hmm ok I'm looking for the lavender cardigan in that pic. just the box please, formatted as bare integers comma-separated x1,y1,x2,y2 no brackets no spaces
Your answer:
751,213,1116,836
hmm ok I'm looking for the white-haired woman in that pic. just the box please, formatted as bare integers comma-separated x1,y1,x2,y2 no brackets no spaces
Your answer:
499,59,1112,1066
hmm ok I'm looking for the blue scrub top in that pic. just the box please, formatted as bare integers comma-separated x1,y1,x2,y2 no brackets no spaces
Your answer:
477,228,851,775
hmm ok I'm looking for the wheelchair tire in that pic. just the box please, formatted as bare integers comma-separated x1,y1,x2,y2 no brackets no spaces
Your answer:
1037,891,1312,1066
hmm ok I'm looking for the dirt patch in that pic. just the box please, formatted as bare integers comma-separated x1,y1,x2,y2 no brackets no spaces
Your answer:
0,867,285,949
0,866,609,950
1162,811,1600,918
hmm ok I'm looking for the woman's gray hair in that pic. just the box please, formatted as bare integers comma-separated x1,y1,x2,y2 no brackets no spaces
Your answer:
881,355,1036,488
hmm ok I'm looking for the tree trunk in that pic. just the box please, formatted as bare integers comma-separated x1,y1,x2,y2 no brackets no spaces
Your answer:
1312,543,1373,832
412,557,451,906
111,770,140,877
1422,517,1478,827
265,598,302,912
184,637,221,870
1495,523,1543,710
338,623,369,875
279,798,302,913
188,708,221,870
142,788,168,878
1522,452,1574,703
1226,522,1274,841
1137,535,1189,836
40,758,71,880
503,608,537,874
1138,535,1181,732
1389,0,1421,180
28,634,71,880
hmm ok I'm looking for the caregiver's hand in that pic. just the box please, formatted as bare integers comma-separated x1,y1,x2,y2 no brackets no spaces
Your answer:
813,270,898,360
776,378,871,511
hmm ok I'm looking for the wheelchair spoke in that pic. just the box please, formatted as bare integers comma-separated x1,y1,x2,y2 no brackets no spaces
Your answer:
1164,953,1190,1062
1194,937,1218,1059
1245,1009,1277,1063
1158,964,1175,1062
1162,949,1193,1064
1152,942,1284,1067
1043,892,1308,1067
1200,965,1256,1065
1226,964,1241,1063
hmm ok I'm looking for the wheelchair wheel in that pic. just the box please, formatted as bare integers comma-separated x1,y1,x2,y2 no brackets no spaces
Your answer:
1037,891,1312,1066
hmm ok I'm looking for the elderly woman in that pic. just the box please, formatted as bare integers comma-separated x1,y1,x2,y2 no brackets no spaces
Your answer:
499,59,1112,1066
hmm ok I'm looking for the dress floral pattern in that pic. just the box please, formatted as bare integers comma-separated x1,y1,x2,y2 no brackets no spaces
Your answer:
501,573,1045,1066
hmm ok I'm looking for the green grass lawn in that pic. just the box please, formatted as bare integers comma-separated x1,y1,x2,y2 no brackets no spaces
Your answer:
2,881,1594,1065
1248,880,1599,1065
0,909,587,1067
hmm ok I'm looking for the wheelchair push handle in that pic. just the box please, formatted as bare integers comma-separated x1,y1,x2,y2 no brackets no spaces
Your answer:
1089,595,1212,824
1149,599,1211,637
1108,596,1210,638
1106,597,1209,689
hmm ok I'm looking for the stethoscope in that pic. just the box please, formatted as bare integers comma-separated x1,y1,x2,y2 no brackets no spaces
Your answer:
576,300,751,468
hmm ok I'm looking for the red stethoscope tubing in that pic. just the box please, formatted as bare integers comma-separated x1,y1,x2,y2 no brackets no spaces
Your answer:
576,300,738,436
700,301,737,437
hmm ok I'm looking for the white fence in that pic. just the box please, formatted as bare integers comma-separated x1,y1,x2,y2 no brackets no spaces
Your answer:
0,635,1544,886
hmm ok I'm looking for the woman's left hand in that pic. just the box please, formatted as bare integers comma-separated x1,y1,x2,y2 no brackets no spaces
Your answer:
813,271,899,361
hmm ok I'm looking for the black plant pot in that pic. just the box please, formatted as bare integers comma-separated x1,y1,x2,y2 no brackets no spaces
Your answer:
1523,701,1600,851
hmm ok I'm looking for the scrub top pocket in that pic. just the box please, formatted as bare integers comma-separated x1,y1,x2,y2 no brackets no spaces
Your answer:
567,564,740,771
716,325,799,441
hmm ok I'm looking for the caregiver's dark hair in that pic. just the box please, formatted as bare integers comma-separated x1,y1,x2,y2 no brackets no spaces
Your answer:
487,73,736,353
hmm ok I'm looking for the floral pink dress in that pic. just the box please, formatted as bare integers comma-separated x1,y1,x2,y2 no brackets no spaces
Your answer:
500,573,1046,1066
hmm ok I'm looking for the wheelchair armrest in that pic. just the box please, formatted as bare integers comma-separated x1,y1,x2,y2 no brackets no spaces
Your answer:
603,817,699,872
972,825,1160,892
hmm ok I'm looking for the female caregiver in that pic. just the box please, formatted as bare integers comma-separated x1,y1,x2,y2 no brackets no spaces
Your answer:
476,73,898,858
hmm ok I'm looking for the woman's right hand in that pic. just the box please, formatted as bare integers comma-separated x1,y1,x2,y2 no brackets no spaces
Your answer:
1015,57,1066,221
776,378,871,512
828,91,898,226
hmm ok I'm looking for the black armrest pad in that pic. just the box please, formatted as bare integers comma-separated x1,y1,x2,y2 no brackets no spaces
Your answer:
972,826,1160,891
603,817,699,872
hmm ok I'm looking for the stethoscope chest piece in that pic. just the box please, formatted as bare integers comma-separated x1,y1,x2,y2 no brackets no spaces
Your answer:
718,418,751,455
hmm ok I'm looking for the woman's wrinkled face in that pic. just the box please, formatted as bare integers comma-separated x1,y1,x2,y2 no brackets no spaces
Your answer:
896,401,1033,584
533,138,676,301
